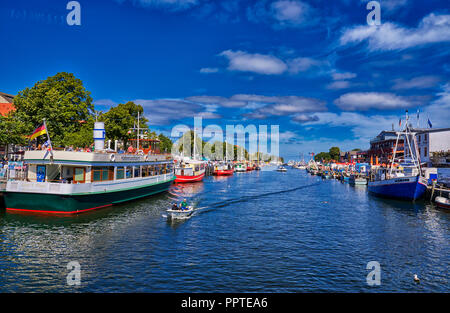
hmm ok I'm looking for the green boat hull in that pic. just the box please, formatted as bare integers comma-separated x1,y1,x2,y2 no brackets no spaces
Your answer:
4,179,174,214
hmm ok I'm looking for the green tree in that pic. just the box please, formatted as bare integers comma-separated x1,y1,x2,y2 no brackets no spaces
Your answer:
101,101,148,146
314,152,331,162
61,118,95,148
0,114,29,146
329,146,340,161
158,133,172,153
12,72,95,146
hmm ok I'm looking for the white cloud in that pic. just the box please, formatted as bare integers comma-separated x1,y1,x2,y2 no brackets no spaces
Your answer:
340,13,450,51
291,114,319,123
199,67,219,73
304,112,401,141
287,57,329,74
326,80,352,90
392,75,440,90
271,0,310,26
334,92,418,111
331,72,357,80
242,95,327,119
134,98,220,125
247,0,317,29
219,50,288,75
218,49,332,76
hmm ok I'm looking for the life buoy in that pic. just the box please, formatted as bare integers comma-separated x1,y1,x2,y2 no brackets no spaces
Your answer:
110,154,115,162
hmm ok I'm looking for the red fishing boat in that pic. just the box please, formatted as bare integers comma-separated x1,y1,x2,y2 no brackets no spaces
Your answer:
174,160,206,183
213,163,234,176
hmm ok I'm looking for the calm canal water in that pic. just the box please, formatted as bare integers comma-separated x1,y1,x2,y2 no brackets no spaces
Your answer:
0,168,449,292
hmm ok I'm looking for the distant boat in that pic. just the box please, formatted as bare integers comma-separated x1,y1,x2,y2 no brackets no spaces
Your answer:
349,174,367,185
174,160,205,183
368,113,427,201
235,163,247,172
435,196,450,210
214,163,234,176
277,166,287,172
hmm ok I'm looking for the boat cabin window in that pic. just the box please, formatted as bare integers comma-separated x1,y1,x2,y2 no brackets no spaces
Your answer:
134,166,141,178
142,166,149,177
116,167,125,180
126,166,132,179
74,167,85,183
92,167,113,182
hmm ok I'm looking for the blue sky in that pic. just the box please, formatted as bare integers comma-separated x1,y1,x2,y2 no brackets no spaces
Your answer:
1,0,449,159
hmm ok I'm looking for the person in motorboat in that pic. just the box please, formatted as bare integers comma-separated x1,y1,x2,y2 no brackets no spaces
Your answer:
171,203,180,211
180,199,188,211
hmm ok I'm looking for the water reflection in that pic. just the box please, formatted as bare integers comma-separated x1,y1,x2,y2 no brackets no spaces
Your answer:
0,171,449,292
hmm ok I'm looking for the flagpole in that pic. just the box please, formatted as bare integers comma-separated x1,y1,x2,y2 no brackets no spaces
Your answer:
42,118,53,152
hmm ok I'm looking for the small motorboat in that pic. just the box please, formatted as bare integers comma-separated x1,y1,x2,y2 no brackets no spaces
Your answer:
166,206,194,219
276,166,287,172
435,196,450,210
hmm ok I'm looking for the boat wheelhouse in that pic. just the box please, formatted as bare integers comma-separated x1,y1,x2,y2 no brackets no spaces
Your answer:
4,150,175,214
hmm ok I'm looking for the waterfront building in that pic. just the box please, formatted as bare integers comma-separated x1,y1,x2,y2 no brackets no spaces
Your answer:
0,92,15,116
340,150,368,164
368,131,404,165
406,128,450,167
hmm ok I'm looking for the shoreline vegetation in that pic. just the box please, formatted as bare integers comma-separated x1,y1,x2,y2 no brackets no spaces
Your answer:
0,72,282,162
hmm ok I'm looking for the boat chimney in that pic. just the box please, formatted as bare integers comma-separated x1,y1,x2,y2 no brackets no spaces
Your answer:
93,122,105,151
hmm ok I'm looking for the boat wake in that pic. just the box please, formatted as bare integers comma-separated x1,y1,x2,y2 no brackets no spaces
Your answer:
195,182,321,213
163,182,320,219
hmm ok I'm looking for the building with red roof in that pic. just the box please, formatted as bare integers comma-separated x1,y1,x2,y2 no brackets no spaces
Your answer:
0,92,15,116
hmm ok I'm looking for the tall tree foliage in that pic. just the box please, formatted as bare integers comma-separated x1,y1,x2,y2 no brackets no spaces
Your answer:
0,114,29,146
101,101,148,146
12,72,95,146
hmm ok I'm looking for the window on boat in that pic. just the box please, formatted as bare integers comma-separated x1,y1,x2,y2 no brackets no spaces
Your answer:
148,165,155,176
74,167,85,183
92,167,113,182
126,166,132,179
142,165,149,177
133,166,141,178
116,167,125,180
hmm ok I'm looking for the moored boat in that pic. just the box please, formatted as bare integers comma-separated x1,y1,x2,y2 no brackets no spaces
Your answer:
4,150,174,214
213,162,234,176
174,160,206,183
368,113,427,201
234,163,246,172
435,196,450,210
276,166,287,172
349,174,367,185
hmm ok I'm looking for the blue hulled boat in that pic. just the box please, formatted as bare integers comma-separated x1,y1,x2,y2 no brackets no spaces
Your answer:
368,172,427,200
368,113,427,201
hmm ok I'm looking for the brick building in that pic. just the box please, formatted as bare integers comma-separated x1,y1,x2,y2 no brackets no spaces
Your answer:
368,130,404,165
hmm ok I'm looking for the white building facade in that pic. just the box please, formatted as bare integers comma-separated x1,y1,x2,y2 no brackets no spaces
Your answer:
411,128,450,166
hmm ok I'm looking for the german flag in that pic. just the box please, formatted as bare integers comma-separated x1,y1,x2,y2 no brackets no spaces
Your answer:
30,124,47,140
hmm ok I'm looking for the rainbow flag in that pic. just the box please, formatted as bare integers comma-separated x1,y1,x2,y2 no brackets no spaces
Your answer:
30,124,47,140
